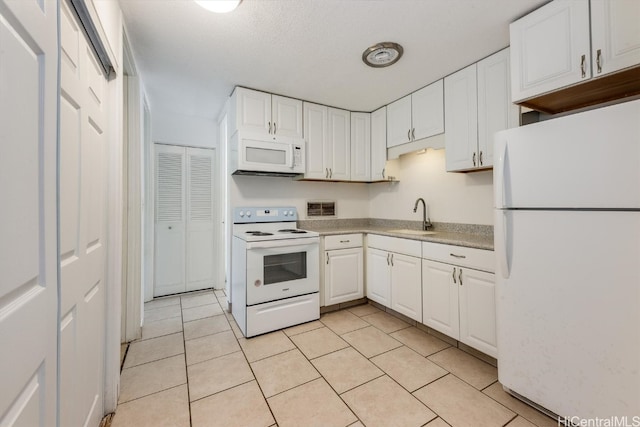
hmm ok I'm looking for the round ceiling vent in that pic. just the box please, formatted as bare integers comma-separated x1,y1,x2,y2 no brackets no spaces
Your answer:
362,42,404,68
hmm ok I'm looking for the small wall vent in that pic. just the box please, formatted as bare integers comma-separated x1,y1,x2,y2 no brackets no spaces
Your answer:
307,201,336,217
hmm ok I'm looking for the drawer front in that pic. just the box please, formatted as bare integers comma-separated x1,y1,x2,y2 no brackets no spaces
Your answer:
422,241,494,273
367,234,421,258
324,233,363,250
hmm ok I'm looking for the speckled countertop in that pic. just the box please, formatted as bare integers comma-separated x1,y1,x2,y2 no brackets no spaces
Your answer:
298,218,494,251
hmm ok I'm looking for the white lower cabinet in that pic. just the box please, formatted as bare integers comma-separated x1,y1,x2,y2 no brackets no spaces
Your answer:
366,236,422,322
324,234,364,306
422,252,497,358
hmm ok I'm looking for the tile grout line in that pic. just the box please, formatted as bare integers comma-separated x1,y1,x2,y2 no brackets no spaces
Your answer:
179,295,194,427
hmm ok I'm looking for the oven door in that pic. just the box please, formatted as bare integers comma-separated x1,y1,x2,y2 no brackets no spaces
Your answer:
245,237,319,305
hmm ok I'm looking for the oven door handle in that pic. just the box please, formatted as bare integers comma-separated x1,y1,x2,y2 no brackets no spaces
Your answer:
245,237,319,250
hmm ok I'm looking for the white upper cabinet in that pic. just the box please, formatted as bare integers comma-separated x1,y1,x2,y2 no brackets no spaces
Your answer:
350,112,371,182
412,80,445,141
386,80,444,149
446,49,517,172
303,103,350,180
510,0,591,102
304,102,328,180
590,0,640,76
231,87,302,138
370,106,387,181
271,95,303,138
445,64,478,172
477,48,520,169
386,94,412,148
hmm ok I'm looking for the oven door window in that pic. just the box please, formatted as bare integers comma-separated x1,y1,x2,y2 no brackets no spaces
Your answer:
263,252,307,285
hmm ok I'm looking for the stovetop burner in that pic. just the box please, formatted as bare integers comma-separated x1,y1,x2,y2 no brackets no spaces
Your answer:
290,230,308,234
278,229,298,232
246,231,274,236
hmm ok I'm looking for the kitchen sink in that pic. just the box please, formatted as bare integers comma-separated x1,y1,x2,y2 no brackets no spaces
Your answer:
387,229,437,236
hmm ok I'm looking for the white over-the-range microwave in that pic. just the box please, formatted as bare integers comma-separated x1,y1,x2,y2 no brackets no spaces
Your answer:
230,131,306,177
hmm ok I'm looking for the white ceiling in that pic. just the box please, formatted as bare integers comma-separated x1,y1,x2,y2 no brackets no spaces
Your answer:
120,0,547,120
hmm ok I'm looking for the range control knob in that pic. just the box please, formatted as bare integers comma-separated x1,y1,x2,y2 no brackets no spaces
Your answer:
239,211,244,217
283,211,289,216
289,210,295,216
246,211,252,217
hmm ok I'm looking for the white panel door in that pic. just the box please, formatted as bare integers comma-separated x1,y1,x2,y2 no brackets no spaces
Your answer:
366,248,391,306
458,268,497,358
390,254,422,322
370,106,387,181
325,247,364,306
591,0,640,77
422,259,459,339
155,144,186,296
386,95,411,148
445,64,478,172
272,95,302,138
303,102,328,179
477,48,519,169
350,112,371,182
0,0,58,425
186,148,216,291
59,2,108,425
328,107,350,180
235,87,271,135
412,80,444,141
510,0,591,102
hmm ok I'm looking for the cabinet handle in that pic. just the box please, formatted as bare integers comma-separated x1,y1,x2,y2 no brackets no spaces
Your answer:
268,121,272,134
450,253,466,259
390,253,394,266
452,267,457,284
387,253,390,265
382,168,385,179
325,168,329,178
459,269,463,286
274,122,277,134
472,152,477,167
580,54,586,78
330,168,333,179
326,253,329,264
479,151,483,166
339,240,350,243
596,49,602,74
408,129,411,141
411,128,415,140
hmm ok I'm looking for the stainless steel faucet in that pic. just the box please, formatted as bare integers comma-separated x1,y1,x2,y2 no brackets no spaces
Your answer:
413,198,432,231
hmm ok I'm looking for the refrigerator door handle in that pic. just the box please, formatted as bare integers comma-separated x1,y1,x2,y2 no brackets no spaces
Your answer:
495,210,511,279
494,138,509,209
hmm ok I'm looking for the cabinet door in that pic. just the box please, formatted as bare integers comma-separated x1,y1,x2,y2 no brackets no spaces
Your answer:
422,259,459,339
325,247,364,306
350,112,371,182
386,95,412,148
303,102,328,179
412,80,444,141
235,87,272,135
272,95,303,138
328,107,351,180
390,253,422,322
477,48,519,169
458,268,497,358
366,248,391,306
370,106,387,181
510,0,591,102
445,64,478,172
591,0,640,77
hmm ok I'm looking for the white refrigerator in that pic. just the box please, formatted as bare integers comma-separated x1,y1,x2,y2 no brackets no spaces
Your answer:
494,99,640,421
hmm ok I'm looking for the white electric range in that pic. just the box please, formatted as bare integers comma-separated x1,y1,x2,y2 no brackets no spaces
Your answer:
231,207,320,337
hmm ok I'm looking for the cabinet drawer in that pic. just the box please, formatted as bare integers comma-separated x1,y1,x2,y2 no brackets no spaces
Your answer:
422,241,494,273
325,234,363,250
367,234,421,258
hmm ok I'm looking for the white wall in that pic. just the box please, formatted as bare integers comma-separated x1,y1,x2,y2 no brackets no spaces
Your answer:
369,149,494,225
152,108,217,148
230,177,370,219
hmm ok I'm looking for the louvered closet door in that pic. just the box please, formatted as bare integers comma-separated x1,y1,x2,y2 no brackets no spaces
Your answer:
155,145,186,296
186,148,216,291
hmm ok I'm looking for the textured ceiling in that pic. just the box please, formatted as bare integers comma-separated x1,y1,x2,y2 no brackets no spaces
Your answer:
120,0,547,120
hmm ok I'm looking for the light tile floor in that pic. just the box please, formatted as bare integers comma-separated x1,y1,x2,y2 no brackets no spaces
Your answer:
112,289,557,427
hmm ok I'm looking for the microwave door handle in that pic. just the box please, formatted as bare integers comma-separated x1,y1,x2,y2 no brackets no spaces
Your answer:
288,144,294,169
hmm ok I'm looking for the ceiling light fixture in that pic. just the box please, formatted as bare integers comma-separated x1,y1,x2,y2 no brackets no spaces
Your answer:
194,0,242,13
362,42,404,68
